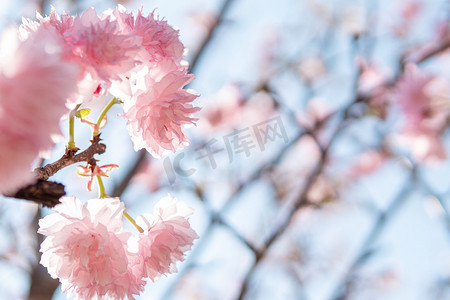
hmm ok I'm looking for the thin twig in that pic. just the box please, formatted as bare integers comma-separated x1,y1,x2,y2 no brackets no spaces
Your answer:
235,21,450,299
236,33,364,298
112,150,147,197
34,135,106,181
236,95,361,300
188,0,235,75
417,169,450,240
212,213,261,255
327,169,416,300
5,135,106,207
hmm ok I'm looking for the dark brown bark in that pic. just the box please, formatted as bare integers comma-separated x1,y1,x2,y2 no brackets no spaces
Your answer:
34,135,106,181
5,135,106,207
7,180,65,208
27,208,60,300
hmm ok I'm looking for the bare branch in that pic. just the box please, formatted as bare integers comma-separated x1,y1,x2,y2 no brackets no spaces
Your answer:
112,150,146,197
4,135,106,207
327,169,416,300
188,0,235,75
34,135,106,181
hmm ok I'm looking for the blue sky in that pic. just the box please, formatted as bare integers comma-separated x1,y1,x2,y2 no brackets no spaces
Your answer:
0,0,449,299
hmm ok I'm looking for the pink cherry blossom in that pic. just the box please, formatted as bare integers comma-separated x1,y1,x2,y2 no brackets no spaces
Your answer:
36,8,75,36
297,97,332,130
67,8,141,84
38,197,145,300
394,65,450,162
110,5,135,34
136,195,198,281
133,9,185,65
348,150,389,178
399,127,447,163
393,1,422,36
395,64,434,126
124,60,200,157
0,134,37,194
20,9,111,107
0,26,78,193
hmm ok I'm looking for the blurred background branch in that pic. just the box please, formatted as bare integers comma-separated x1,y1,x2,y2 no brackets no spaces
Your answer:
0,0,449,299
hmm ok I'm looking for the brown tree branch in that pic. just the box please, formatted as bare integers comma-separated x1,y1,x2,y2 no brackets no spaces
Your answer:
237,96,361,300
8,180,65,208
34,135,106,181
28,2,93,299
235,24,450,299
112,149,147,197
406,36,450,65
28,208,60,300
327,170,416,300
188,0,235,75
5,135,106,207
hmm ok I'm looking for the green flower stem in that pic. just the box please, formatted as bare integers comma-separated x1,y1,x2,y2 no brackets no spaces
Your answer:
68,104,82,149
93,97,121,137
96,175,144,233
96,175,107,199
123,211,144,233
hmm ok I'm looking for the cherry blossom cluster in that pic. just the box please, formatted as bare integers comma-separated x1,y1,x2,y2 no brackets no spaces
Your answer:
0,5,200,299
0,5,200,194
39,195,198,299
356,59,450,165
393,64,450,162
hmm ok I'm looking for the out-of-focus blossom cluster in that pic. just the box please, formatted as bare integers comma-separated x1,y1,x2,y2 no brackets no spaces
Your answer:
357,59,450,165
393,64,450,163
0,25,78,194
39,195,198,300
0,6,200,298
0,5,199,193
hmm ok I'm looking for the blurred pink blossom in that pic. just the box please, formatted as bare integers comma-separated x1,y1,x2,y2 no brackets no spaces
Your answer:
393,1,422,36
0,26,78,193
198,83,245,133
297,97,333,130
394,65,450,162
396,126,447,163
199,83,276,136
38,197,145,300
358,60,391,94
297,56,326,83
131,157,163,193
123,60,200,158
348,150,389,178
136,195,198,281
395,65,434,125
21,9,108,106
